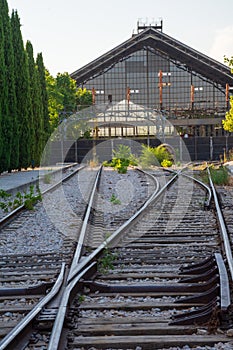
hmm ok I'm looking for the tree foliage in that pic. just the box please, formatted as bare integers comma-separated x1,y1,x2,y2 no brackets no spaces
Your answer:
0,0,93,173
76,88,92,110
0,0,17,172
0,1,50,173
56,72,77,112
36,53,50,146
11,10,31,169
45,73,92,132
222,56,233,132
46,70,65,130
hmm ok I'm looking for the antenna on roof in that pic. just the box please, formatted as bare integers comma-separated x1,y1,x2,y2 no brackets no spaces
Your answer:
137,18,163,33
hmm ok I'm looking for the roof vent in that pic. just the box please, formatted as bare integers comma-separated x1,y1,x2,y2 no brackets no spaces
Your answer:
137,18,163,33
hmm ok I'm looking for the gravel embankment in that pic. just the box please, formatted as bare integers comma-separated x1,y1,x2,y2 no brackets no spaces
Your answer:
0,167,154,255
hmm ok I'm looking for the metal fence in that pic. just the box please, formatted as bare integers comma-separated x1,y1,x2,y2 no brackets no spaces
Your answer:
46,136,233,164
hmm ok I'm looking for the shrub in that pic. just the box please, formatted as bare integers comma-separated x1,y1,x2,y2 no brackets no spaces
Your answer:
161,159,173,167
139,144,173,168
0,185,42,212
102,160,111,167
102,144,138,173
113,144,131,160
209,165,229,185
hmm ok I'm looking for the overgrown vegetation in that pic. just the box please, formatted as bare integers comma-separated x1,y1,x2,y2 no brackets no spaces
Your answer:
201,165,229,185
0,185,42,212
222,56,233,132
97,233,118,273
98,247,117,273
103,144,138,173
139,144,173,168
208,165,229,185
102,144,174,173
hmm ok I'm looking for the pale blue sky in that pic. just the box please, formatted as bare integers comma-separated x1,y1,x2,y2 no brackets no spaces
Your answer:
7,0,233,76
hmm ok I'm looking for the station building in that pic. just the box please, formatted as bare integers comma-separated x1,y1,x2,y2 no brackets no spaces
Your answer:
67,21,233,161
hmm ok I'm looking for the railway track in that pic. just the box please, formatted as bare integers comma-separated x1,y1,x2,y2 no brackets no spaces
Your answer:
0,164,86,343
0,165,156,349
62,171,233,350
0,165,233,349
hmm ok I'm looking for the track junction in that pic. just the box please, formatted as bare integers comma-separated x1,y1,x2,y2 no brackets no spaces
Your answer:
0,163,233,349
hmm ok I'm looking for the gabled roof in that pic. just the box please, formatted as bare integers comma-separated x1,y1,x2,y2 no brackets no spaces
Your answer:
71,27,233,88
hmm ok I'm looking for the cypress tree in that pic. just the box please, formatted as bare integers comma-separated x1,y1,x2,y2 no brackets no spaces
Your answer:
0,23,5,170
0,0,17,172
11,10,31,169
26,40,42,166
36,53,50,148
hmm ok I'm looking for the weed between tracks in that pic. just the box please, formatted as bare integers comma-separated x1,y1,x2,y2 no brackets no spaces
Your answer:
98,246,117,273
98,233,118,273
0,185,42,212
200,165,229,186
110,193,121,205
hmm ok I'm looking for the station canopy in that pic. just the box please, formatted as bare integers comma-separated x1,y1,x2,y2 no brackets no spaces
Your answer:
87,99,166,128
61,99,174,140
74,99,172,139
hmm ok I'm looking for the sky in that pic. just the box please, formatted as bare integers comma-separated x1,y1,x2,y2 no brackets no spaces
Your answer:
7,0,233,77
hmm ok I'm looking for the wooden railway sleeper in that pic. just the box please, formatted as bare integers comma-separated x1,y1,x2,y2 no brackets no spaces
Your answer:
0,282,53,297
35,307,59,330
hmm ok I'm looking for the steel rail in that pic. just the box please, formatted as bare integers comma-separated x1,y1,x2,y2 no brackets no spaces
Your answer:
0,164,84,227
48,262,96,350
39,164,85,194
0,263,66,350
67,167,164,283
0,165,98,350
68,170,178,284
181,173,212,207
49,166,231,349
207,167,233,281
214,252,231,312
48,168,167,349
0,167,171,349
48,170,166,350
163,163,212,207
68,166,103,278
135,167,160,197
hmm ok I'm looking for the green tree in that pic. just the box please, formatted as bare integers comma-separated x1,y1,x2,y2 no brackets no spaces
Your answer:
222,98,233,132
56,72,77,113
36,53,50,146
222,56,233,132
0,19,6,171
0,0,17,173
46,70,64,130
76,88,92,110
45,72,92,135
224,56,233,73
26,41,42,166
11,10,31,169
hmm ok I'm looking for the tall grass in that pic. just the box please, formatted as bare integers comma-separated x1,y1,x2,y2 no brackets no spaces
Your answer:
208,166,229,185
